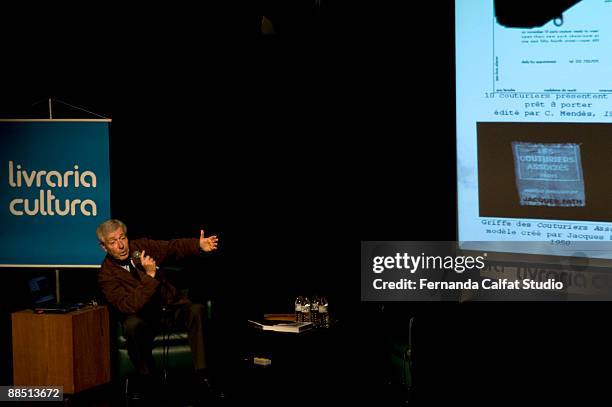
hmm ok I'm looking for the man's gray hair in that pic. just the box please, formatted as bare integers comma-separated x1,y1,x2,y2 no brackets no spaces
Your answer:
96,219,127,243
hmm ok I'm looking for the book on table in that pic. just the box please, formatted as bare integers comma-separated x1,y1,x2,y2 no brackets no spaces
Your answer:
248,319,313,333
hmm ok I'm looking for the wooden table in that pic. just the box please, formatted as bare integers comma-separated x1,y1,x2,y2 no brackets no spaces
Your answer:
11,305,111,394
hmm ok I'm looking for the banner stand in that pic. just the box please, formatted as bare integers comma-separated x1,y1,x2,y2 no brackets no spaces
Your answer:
55,269,61,304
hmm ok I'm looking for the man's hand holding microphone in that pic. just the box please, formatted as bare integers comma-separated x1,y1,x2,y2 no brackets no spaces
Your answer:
132,250,157,278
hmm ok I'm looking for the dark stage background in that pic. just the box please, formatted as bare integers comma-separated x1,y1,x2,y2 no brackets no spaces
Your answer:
1,2,611,405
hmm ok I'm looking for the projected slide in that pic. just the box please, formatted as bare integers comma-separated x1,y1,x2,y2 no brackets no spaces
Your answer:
456,0,612,258
494,0,611,93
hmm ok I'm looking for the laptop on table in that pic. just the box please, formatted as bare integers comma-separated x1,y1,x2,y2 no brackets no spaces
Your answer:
28,276,83,313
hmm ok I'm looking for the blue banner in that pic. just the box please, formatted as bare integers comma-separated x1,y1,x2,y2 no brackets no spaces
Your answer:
0,120,111,267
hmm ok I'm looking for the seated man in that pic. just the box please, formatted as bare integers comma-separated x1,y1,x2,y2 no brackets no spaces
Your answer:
96,219,223,400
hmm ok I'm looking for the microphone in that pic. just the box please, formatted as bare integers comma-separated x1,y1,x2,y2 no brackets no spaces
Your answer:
131,250,160,270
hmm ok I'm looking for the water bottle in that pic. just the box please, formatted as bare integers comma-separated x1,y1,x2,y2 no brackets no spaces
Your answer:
319,296,330,328
295,295,303,323
311,296,320,327
302,296,311,323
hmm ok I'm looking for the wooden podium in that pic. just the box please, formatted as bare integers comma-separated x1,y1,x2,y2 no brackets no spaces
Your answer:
11,305,111,394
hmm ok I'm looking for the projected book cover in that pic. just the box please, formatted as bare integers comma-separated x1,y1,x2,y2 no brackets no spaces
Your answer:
511,141,585,207
477,122,612,222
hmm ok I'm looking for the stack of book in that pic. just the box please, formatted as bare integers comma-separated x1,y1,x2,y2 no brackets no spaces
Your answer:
248,319,313,333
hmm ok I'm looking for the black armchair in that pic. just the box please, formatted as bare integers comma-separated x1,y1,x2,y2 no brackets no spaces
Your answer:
111,266,214,387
